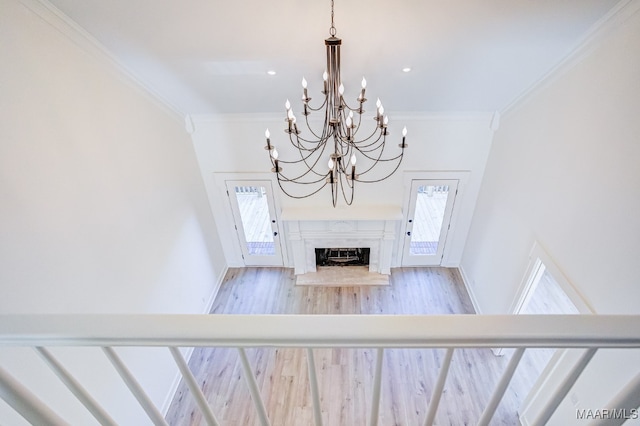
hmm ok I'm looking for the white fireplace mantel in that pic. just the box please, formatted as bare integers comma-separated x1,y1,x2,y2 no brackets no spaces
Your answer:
282,206,401,275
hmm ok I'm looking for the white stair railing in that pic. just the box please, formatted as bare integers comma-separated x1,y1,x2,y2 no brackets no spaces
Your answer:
1,314,640,426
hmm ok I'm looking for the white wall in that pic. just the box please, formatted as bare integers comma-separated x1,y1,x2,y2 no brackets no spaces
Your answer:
190,113,495,267
461,4,640,424
0,0,226,424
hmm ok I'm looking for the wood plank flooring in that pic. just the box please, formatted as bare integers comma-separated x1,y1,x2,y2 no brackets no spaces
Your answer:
165,267,550,425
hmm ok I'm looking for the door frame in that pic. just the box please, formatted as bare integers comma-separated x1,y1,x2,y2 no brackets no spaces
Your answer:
225,180,284,266
214,173,288,267
401,179,459,266
398,171,469,267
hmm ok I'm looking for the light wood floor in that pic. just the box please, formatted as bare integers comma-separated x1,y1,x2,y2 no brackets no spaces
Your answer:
165,268,550,425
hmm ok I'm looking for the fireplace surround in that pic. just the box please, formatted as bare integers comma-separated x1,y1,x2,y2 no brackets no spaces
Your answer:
282,206,401,276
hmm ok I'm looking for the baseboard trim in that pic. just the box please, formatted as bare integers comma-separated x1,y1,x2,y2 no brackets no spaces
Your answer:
204,265,229,315
458,266,506,356
161,350,193,417
457,265,483,314
161,265,229,416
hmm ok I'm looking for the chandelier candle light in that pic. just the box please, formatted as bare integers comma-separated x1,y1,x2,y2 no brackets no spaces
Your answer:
264,0,407,207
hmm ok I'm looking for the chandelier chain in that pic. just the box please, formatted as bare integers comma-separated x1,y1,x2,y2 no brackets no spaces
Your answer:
329,0,336,36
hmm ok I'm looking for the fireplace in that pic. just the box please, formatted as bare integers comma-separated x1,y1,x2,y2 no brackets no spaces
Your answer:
315,248,370,267
282,210,401,276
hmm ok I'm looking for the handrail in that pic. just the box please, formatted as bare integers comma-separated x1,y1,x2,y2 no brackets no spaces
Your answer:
1,314,640,348
2,314,640,426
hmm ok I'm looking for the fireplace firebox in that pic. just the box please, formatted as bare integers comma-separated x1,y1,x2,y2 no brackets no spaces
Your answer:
315,248,370,267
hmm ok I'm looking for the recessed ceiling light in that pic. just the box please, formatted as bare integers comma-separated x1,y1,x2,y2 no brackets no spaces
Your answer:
402,67,412,73
267,70,277,76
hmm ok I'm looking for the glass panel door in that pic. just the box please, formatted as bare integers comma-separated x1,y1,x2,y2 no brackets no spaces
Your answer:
402,179,458,266
225,180,283,266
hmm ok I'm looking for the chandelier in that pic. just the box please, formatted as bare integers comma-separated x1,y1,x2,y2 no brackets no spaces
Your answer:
264,0,407,207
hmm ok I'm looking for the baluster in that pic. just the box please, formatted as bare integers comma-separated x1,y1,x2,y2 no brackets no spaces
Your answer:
477,348,525,426
370,348,385,426
590,372,640,426
0,366,69,425
531,348,597,426
102,347,168,426
168,347,220,426
238,348,270,426
34,347,116,426
306,348,323,426
423,348,455,426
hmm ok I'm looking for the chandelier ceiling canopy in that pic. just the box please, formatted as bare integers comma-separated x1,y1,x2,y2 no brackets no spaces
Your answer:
264,0,407,207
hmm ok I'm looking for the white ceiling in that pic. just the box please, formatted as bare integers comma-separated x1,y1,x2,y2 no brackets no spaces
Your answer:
47,0,621,115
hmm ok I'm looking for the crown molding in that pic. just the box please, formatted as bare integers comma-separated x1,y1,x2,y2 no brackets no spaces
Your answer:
501,0,640,117
19,0,184,121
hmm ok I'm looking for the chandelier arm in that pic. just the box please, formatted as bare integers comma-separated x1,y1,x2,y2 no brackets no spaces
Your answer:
355,144,388,153
340,179,355,206
347,134,384,149
338,174,355,205
279,132,327,158
356,164,404,183
277,157,330,180
353,155,384,176
286,125,334,151
351,134,386,150
351,111,364,135
276,175,330,199
352,139,400,175
306,98,328,112
275,144,324,163
276,151,324,162
332,134,351,167
334,134,352,148
275,142,331,179
295,134,333,177
351,125,384,146
355,148,403,164
335,152,349,176
337,166,356,189
275,161,327,179
333,117,377,147
276,148,332,181
344,172,355,190
339,100,363,114
297,108,331,141
294,105,335,142
358,144,386,157
277,172,330,184
289,124,338,179
371,153,404,162
284,138,323,153
293,134,330,146
355,152,405,183
353,133,399,159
